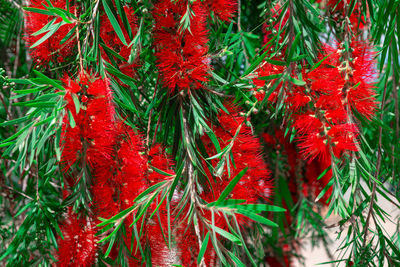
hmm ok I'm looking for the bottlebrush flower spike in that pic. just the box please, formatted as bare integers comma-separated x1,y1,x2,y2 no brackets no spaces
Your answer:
201,105,272,208
115,127,148,209
175,224,217,267
346,41,377,120
153,0,210,93
207,0,237,22
146,145,181,265
148,144,175,184
60,73,119,222
60,73,116,173
252,62,284,102
146,207,177,266
24,0,77,65
57,210,97,267
112,126,147,263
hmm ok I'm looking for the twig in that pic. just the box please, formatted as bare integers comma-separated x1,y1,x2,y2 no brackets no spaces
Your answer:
362,65,388,248
2,185,33,200
75,8,84,72
237,0,250,67
146,77,159,150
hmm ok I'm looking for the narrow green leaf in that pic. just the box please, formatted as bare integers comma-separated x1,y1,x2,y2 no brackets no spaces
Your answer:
197,232,210,265
102,0,127,46
215,167,248,205
213,226,242,245
236,210,278,227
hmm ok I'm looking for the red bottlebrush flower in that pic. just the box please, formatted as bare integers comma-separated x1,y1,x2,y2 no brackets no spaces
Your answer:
328,123,359,154
286,87,311,111
252,62,284,102
208,0,237,21
57,210,97,267
115,128,148,209
145,207,180,266
24,0,77,65
148,144,175,184
347,41,377,120
293,113,323,135
100,5,138,78
175,222,217,266
112,127,147,263
60,74,116,173
297,130,330,162
60,73,119,222
202,106,272,203
153,0,210,92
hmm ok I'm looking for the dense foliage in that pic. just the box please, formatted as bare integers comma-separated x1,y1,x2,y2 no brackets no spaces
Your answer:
0,0,399,266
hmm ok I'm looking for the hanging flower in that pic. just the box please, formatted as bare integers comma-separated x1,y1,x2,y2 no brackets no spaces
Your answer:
346,41,377,119
60,73,119,221
57,210,97,267
24,0,78,65
207,0,237,22
252,62,285,102
153,0,210,93
200,105,272,226
60,74,116,174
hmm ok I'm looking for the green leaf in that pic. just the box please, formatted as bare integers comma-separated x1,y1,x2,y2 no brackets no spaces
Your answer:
30,21,65,48
150,166,174,177
213,226,242,245
71,93,80,114
33,70,64,90
215,167,248,205
310,55,331,73
68,110,75,128
233,204,286,213
102,0,127,46
287,31,302,62
286,74,306,86
236,210,278,227
227,251,246,267
197,232,210,265
257,73,283,81
23,7,53,16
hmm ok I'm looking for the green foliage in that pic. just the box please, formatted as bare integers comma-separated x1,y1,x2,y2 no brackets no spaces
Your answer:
0,0,400,266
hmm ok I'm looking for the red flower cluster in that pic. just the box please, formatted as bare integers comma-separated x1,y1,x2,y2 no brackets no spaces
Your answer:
252,62,285,102
253,42,376,162
59,73,117,265
57,209,97,267
100,5,138,78
173,106,272,266
207,0,237,22
60,76,180,265
24,0,77,65
61,73,116,173
295,43,376,161
153,0,210,92
201,106,272,203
